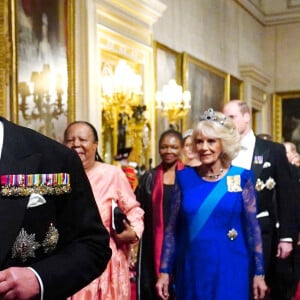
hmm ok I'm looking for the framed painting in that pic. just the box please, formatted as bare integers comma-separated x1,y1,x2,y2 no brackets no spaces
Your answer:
229,75,243,100
182,52,227,129
154,41,181,91
154,41,182,132
273,92,300,151
154,42,182,163
10,0,75,142
288,0,300,8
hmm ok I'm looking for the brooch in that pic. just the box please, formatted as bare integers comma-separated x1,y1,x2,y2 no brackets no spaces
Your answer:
265,177,276,190
227,175,242,192
12,228,41,262
255,178,265,191
42,224,59,254
255,177,276,192
1,173,71,196
12,224,60,262
227,228,238,240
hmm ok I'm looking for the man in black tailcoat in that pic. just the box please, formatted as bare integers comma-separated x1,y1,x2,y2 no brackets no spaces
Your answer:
223,100,296,299
0,118,111,300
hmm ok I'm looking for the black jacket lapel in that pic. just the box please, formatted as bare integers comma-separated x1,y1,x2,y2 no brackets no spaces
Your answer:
0,119,42,266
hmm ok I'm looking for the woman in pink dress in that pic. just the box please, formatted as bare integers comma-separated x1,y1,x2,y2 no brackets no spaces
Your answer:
64,121,144,300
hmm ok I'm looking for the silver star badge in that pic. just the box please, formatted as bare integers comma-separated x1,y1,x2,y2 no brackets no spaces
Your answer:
12,228,41,262
42,224,59,254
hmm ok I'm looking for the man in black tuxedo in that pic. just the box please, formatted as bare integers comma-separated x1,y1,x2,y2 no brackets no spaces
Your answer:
283,142,300,298
0,118,112,300
223,100,296,299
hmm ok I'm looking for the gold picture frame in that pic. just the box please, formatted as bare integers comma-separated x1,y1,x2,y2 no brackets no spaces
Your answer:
10,0,75,142
0,0,12,118
182,52,228,129
154,41,182,89
273,91,300,149
229,75,244,100
154,41,182,133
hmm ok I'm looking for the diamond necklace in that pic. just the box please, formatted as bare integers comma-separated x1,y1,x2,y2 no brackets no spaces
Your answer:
204,168,224,179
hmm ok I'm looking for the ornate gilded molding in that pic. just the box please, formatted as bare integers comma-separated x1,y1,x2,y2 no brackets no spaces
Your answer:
96,0,167,45
95,0,166,166
0,0,10,118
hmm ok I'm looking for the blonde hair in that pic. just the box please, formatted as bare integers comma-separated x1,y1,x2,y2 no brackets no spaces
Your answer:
193,110,241,166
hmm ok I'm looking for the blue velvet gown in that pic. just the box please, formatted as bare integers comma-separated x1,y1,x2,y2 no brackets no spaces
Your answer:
160,166,264,300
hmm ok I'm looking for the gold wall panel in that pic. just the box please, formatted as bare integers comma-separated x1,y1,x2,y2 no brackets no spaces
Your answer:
0,0,10,118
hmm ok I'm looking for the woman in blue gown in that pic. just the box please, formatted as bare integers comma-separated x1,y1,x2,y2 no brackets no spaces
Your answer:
156,109,268,300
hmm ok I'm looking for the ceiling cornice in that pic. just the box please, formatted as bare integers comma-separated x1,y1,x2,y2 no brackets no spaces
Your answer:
264,10,300,25
235,0,300,25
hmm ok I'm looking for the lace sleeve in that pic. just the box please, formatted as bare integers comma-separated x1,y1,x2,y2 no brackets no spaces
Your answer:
159,181,182,274
242,173,264,275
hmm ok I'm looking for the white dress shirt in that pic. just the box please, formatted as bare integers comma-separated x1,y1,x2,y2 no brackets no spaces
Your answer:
232,130,256,170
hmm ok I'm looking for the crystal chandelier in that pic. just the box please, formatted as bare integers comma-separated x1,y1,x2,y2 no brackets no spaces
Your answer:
156,79,191,128
101,60,148,163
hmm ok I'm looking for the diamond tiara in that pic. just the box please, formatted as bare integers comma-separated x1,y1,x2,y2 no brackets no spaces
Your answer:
199,108,227,126
199,108,234,131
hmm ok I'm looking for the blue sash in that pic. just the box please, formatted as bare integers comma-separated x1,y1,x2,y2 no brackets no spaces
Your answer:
189,166,243,241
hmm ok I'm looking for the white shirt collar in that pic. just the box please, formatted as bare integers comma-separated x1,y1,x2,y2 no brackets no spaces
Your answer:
232,130,256,170
240,130,256,149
